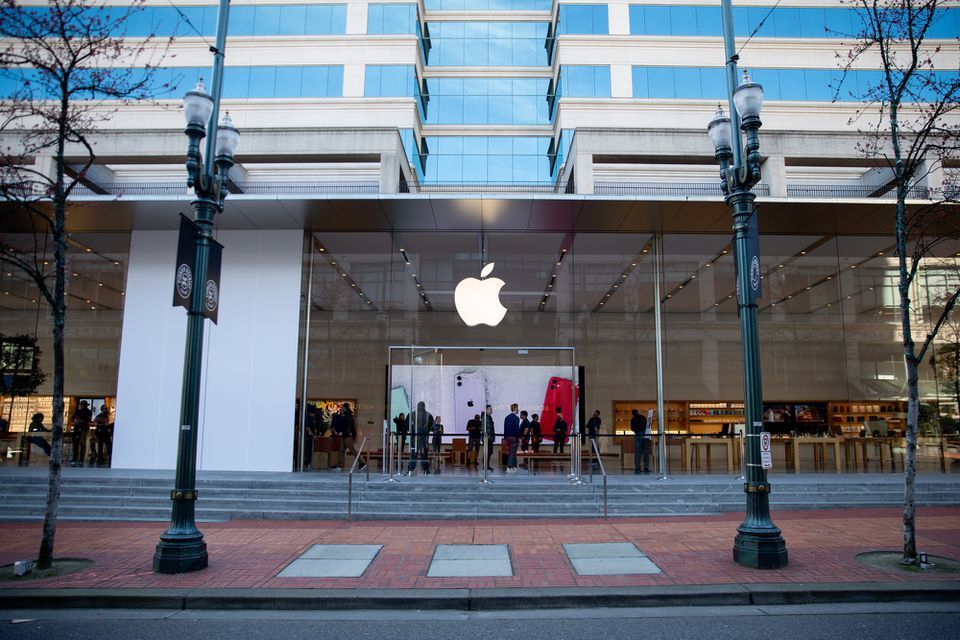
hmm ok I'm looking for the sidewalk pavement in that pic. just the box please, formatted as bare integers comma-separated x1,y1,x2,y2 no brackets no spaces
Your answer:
0,507,958,609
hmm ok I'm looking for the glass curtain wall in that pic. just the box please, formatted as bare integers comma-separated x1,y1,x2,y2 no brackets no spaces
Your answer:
0,232,130,468
295,230,960,474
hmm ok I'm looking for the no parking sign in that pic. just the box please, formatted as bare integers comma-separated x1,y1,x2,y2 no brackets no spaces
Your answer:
760,432,773,469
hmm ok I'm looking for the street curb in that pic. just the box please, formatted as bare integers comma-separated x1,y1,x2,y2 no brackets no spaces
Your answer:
0,582,958,611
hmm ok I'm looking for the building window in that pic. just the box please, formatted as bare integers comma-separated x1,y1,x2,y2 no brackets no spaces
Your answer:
367,3,419,35
557,4,609,35
558,65,611,98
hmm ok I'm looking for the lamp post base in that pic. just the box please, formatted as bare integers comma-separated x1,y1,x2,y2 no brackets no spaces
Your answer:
153,536,208,574
733,530,789,569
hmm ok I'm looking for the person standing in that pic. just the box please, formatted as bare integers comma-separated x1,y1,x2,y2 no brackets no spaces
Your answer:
70,400,92,467
530,413,542,453
332,403,360,470
407,401,433,475
393,412,409,456
482,405,496,471
93,405,112,466
431,415,444,453
503,403,521,473
431,415,444,474
586,410,602,463
466,413,482,467
519,410,531,452
631,409,650,473
552,407,567,455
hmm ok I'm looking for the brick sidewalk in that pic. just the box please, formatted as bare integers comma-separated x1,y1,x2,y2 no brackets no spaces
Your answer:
1,508,958,591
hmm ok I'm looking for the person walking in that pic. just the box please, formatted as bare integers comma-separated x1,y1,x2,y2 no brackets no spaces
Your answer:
552,407,567,455
503,403,521,473
407,401,433,475
631,409,650,473
482,405,496,471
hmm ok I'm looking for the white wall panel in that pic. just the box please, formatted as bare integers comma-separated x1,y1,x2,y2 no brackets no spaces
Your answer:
113,229,303,472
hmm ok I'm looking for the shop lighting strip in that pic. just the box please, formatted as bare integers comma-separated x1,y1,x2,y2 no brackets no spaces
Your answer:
761,245,894,313
594,235,655,313
704,236,835,312
663,242,734,307
313,238,379,312
398,246,432,312
538,232,574,312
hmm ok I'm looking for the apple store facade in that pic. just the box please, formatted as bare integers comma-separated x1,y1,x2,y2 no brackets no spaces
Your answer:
2,200,959,476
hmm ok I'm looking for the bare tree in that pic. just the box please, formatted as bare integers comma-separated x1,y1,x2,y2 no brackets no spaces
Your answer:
0,0,171,570
837,0,960,564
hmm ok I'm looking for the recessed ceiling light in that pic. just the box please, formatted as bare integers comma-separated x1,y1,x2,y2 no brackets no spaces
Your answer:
706,263,712,267
778,265,784,268
878,251,884,255
851,265,857,269
722,250,728,254
800,251,806,255
806,287,811,290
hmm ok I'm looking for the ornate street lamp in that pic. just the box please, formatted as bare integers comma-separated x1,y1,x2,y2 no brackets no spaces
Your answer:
707,0,787,570
154,0,237,574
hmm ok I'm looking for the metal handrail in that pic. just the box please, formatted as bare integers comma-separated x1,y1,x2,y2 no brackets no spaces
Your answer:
347,435,369,520
590,438,608,520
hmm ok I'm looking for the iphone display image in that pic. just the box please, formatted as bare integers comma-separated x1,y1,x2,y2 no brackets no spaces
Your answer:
390,386,410,431
454,371,486,434
542,377,577,441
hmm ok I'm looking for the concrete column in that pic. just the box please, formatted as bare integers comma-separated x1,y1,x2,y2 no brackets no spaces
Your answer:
608,2,630,36
343,63,365,98
347,0,368,35
380,152,400,193
573,151,594,195
761,155,787,197
610,64,633,99
33,155,56,182
860,166,896,197
920,159,946,198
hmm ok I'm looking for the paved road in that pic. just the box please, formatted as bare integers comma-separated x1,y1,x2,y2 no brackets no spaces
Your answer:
1,603,958,639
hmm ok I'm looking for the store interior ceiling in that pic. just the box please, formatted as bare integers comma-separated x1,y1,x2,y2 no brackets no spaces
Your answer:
1,229,957,318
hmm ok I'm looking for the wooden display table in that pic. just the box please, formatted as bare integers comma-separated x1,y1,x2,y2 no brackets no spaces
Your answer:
792,437,842,473
684,437,735,473
843,436,901,472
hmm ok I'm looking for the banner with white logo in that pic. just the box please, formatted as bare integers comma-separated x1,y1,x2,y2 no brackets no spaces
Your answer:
173,214,198,311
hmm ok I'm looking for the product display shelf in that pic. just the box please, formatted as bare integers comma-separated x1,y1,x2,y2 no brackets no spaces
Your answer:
686,402,744,435
612,401,687,435
829,401,906,437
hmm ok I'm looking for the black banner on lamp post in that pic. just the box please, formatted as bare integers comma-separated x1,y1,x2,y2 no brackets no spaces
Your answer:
203,239,223,325
735,207,763,306
173,214,198,311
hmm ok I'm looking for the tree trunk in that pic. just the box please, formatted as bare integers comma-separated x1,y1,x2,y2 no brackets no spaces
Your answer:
896,196,919,565
954,344,960,416
35,173,68,570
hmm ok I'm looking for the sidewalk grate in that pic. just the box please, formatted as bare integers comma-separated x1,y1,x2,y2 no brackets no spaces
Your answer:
277,544,382,578
563,542,662,576
427,544,513,577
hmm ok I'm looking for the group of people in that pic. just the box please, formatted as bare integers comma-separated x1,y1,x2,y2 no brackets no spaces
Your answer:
36,400,113,467
385,404,654,475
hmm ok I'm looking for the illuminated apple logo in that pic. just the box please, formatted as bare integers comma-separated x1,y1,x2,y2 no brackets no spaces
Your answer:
454,263,507,327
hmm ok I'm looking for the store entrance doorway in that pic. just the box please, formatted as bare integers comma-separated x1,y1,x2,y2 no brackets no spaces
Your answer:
385,346,580,478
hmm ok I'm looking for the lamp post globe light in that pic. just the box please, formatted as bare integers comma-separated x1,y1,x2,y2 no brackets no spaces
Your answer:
708,0,787,570
153,0,237,574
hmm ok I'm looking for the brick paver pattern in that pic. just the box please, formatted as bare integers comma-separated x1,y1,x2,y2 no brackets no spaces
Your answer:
0,508,957,590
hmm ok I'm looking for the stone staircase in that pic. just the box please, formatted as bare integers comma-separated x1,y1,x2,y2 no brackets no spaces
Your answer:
0,469,957,522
